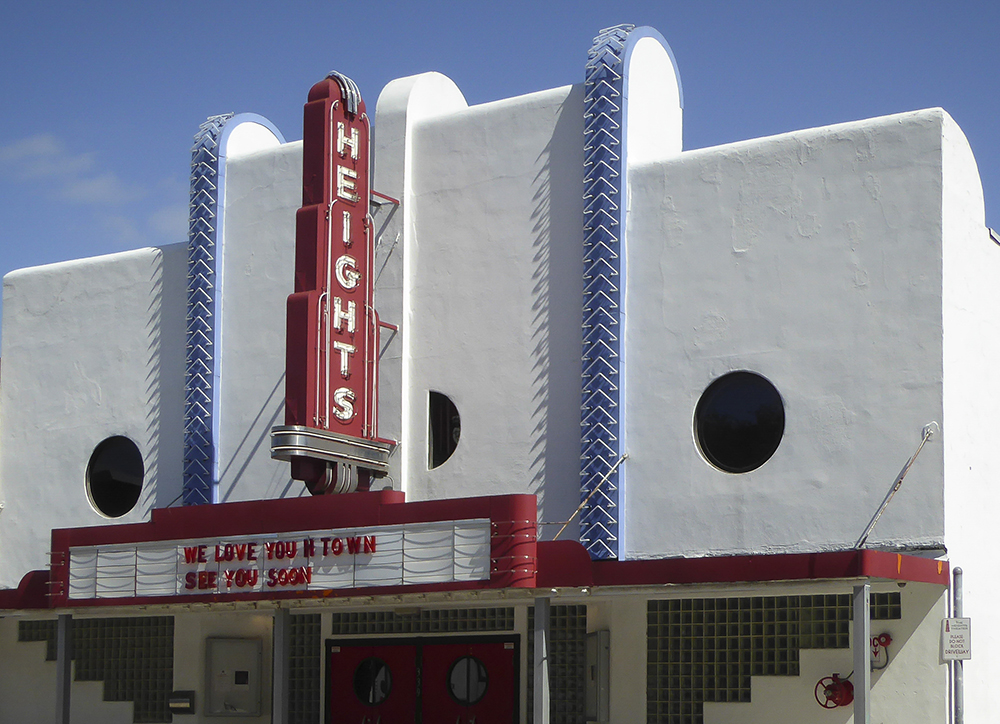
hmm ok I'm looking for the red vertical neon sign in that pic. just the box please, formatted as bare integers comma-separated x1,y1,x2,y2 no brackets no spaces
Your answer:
272,72,394,493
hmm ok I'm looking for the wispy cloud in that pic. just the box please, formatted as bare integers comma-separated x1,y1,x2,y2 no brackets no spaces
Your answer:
148,202,188,240
1,133,183,247
64,172,143,205
0,134,96,183
102,214,143,246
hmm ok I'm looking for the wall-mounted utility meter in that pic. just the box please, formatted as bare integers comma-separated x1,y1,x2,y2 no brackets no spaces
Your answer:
205,637,263,716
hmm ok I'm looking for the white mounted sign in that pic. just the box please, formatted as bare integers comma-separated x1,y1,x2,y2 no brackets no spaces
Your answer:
67,519,490,600
941,617,972,660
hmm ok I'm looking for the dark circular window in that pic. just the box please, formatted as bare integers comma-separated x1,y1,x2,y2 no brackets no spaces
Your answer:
429,391,461,469
448,655,488,705
694,371,784,473
86,436,144,517
353,657,392,706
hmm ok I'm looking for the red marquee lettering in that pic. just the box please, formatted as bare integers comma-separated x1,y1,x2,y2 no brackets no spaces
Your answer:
221,568,261,589
331,538,343,556
303,538,316,557
266,566,313,588
346,536,362,555
247,543,258,561
184,572,197,590
363,535,376,554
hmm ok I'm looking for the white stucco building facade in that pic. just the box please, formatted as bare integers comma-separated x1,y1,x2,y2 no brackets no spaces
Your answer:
0,23,993,724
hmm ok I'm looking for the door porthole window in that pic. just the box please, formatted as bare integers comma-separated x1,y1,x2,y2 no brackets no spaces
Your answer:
353,657,392,706
86,436,144,517
448,655,488,706
694,371,785,473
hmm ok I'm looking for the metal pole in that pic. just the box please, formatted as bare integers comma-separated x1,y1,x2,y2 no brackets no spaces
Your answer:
272,607,291,724
853,583,871,724
55,613,72,724
954,567,964,724
533,597,551,724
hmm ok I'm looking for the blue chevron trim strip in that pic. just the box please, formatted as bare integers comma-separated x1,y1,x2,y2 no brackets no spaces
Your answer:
579,25,683,558
183,113,232,506
183,113,285,506
580,24,635,559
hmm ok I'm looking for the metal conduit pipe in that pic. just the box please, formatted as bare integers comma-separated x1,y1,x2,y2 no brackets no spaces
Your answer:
954,567,964,724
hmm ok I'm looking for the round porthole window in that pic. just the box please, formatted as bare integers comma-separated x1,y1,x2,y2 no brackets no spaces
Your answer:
86,436,144,517
353,657,392,706
694,371,784,473
448,655,488,705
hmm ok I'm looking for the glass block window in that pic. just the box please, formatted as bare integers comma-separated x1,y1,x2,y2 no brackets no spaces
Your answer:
329,607,514,636
647,593,900,724
19,616,174,723
290,614,321,724
527,604,588,724
17,618,57,659
871,591,902,620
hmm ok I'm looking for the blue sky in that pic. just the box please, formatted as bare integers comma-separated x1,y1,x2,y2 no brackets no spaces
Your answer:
1,1,997,325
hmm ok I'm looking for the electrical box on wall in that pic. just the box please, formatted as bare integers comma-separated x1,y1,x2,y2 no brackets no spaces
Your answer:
586,629,610,723
205,637,263,716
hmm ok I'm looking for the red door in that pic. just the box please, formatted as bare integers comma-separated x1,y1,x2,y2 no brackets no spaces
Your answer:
420,641,517,724
328,642,418,724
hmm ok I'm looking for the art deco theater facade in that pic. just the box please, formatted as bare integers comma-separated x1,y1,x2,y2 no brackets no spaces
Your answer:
1,24,996,724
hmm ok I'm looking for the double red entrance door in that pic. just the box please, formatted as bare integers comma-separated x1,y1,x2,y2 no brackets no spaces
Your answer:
328,636,517,724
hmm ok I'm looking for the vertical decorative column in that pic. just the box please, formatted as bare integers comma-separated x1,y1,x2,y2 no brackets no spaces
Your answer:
184,113,285,506
853,582,871,724
272,607,291,724
533,597,551,724
55,613,73,724
184,113,233,506
580,25,634,560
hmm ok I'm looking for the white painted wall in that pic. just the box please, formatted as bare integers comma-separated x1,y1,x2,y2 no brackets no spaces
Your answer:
0,245,187,587
401,84,585,531
373,72,469,492
624,110,949,559
591,597,648,724
215,140,303,502
938,108,1000,722
0,616,57,722
172,610,274,724
0,615,150,723
624,33,683,165
702,584,948,724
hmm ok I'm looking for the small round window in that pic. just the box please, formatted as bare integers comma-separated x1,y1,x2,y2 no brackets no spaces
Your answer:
448,655,488,706
694,371,784,473
86,436,144,517
428,391,461,469
353,657,392,706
